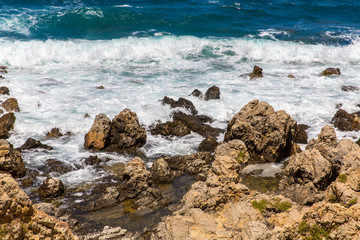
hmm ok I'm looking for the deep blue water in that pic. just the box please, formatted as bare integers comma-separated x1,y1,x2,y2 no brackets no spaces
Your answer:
1,0,359,44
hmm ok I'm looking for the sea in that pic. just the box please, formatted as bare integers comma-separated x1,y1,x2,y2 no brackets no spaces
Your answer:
1,0,360,187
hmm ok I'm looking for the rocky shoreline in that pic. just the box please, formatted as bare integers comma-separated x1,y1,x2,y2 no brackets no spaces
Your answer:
2,66,360,239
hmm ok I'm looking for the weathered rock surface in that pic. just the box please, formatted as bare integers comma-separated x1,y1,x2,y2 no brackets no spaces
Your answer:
2,98,20,112
38,177,65,199
198,137,218,152
38,159,74,175
320,67,341,76
224,100,297,163
109,109,147,152
0,86,10,95
0,139,25,178
204,86,220,101
294,124,309,144
189,89,203,98
18,137,54,151
0,112,15,139
151,120,191,137
46,127,64,138
331,109,360,131
0,66,7,74
0,172,77,239
84,113,111,150
250,65,263,79
162,96,198,115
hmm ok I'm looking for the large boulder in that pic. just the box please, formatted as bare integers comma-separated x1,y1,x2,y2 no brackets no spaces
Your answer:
2,98,20,112
109,108,147,152
0,113,15,139
84,113,111,150
0,139,25,178
224,100,297,163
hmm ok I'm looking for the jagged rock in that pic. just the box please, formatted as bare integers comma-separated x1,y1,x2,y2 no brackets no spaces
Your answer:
2,98,20,112
331,109,360,131
84,113,111,150
0,112,15,139
341,85,359,92
198,137,218,152
151,158,178,184
320,67,341,76
0,139,25,178
0,172,77,239
294,124,310,144
108,108,147,152
224,100,297,163
151,120,191,137
190,89,203,98
172,112,223,138
162,96,198,115
38,159,73,175
250,65,263,79
96,86,105,89
306,125,337,160
38,177,65,199
18,137,53,151
84,155,102,165
204,86,220,101
46,127,64,138
0,86,10,95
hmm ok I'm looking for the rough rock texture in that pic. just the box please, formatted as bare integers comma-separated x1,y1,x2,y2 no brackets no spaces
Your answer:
2,98,20,112
151,121,191,137
162,96,198,115
198,137,218,152
214,140,250,167
109,109,147,152
341,85,359,92
224,100,297,163
204,86,220,101
84,113,111,150
189,89,203,98
38,159,73,175
320,67,341,76
151,158,178,184
172,112,223,138
294,124,309,144
33,203,60,218
0,112,15,139
46,127,64,138
83,226,135,240
331,109,360,131
18,137,53,151
0,172,78,239
0,86,10,95
38,177,65,199
250,65,263,79
0,139,25,178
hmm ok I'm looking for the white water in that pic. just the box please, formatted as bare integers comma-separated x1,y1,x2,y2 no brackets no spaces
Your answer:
2,36,360,186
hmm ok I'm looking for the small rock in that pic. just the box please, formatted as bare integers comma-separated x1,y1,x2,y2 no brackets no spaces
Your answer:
33,202,60,217
2,98,20,112
0,66,7,74
38,177,65,199
162,96,198,115
0,139,26,178
151,120,191,137
0,112,15,139
199,137,218,152
331,109,360,131
204,86,220,101
96,86,105,89
18,137,53,151
46,127,64,138
190,89,203,98
84,155,102,165
288,74,295,78
84,113,111,150
249,65,263,79
320,67,341,76
0,86,10,95
151,158,176,184
84,113,90,118
341,85,359,92
0,75,4,79
39,159,73,174
336,103,343,109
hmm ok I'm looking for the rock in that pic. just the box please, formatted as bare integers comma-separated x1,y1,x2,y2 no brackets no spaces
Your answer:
18,137,53,151
172,112,223,138
214,139,250,167
2,98,20,112
123,157,151,194
320,67,341,76
0,112,15,139
162,96,198,115
196,114,213,123
190,89,203,98
0,139,25,178
250,65,263,79
0,75,4,79
38,159,73,175
0,86,10,95
151,120,191,137
83,226,130,240
84,113,111,150
84,155,102,165
96,86,105,89
198,137,218,152
33,203,60,217
109,108,147,152
288,74,295,78
294,124,310,144
84,113,91,118
341,85,359,92
331,109,360,131
46,127,63,138
151,158,177,184
224,100,297,163
204,86,220,101
0,66,7,73
38,177,65,199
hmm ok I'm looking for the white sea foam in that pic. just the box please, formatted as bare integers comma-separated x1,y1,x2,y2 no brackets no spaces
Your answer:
2,36,360,186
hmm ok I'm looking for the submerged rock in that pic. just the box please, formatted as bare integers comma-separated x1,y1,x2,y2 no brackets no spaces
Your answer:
38,177,65,199
0,112,15,139
249,65,263,79
190,89,203,98
2,98,20,112
84,113,111,150
18,137,53,151
224,100,297,163
204,86,220,101
46,127,64,138
341,85,359,92
0,139,25,178
162,96,198,115
151,120,191,137
320,67,341,76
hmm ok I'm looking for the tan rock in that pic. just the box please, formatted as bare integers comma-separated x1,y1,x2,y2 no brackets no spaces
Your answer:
84,113,111,150
0,112,16,139
0,139,25,178
2,98,20,112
